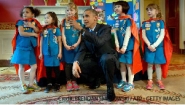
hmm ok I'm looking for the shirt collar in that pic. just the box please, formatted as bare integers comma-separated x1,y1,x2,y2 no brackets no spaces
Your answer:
89,25,96,31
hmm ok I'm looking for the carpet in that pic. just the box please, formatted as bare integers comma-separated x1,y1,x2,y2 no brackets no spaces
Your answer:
0,80,165,104
0,63,185,104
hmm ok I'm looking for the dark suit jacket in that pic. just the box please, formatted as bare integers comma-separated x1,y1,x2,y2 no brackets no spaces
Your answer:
74,23,116,63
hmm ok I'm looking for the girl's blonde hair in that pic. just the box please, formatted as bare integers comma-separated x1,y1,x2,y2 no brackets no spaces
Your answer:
67,2,78,19
146,3,162,19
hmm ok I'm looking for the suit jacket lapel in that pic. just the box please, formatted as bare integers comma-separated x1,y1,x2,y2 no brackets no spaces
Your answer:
84,24,100,53
94,24,100,33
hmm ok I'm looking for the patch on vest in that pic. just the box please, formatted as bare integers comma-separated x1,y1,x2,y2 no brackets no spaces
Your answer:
145,23,151,27
53,29,56,34
43,30,48,37
156,34,160,38
146,28,150,30
66,27,70,29
120,27,123,31
157,22,160,27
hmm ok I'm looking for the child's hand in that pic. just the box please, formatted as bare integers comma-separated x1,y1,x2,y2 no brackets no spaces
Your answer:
71,43,78,49
27,22,35,28
120,48,126,54
57,53,62,59
39,54,42,59
33,33,38,37
70,46,74,49
111,29,116,33
148,45,156,52
65,45,72,50
116,47,120,53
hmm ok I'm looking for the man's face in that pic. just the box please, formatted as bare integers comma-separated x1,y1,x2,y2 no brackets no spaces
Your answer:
83,11,97,28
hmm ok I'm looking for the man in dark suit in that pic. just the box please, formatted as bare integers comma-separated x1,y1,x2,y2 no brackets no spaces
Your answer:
70,8,118,101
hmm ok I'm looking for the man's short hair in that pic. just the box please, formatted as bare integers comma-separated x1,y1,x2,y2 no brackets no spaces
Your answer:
84,8,98,16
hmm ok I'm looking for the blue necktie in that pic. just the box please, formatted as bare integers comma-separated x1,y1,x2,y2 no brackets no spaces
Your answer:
89,29,95,53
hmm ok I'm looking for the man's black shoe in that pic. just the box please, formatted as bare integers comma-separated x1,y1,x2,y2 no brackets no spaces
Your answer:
89,78,101,89
107,86,115,101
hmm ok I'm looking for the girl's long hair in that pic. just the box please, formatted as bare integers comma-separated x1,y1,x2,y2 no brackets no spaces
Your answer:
67,2,78,19
146,3,162,19
43,12,58,31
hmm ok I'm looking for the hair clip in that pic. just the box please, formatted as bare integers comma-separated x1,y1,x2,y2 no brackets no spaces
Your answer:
90,5,97,10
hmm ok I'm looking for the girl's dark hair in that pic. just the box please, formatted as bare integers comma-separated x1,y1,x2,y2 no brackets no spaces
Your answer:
113,1,130,14
46,11,58,27
20,6,41,18
146,3,162,18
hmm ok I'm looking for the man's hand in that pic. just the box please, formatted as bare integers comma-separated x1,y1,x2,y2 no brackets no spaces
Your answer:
72,61,81,78
69,19,83,31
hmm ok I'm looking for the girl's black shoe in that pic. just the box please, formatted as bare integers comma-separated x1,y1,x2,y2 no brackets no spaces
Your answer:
44,84,52,93
53,83,60,92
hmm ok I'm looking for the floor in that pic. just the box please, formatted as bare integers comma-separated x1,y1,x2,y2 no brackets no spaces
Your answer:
0,53,185,104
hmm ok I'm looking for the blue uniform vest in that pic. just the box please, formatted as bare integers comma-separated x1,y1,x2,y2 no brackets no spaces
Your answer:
116,19,134,51
142,20,164,47
142,20,166,64
42,28,61,56
61,19,82,63
16,20,37,50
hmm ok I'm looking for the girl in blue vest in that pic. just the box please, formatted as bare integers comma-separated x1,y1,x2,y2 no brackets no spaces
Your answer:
60,2,82,92
11,6,42,94
113,1,140,92
39,12,62,93
142,4,166,90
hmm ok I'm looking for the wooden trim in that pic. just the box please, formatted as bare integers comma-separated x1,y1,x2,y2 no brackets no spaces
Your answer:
181,49,185,54
165,0,180,53
0,60,11,67
0,23,15,30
